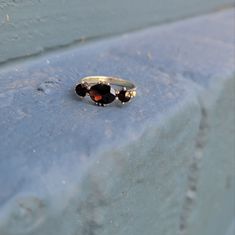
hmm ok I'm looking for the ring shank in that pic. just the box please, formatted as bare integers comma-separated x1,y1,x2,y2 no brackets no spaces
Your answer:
81,76,136,90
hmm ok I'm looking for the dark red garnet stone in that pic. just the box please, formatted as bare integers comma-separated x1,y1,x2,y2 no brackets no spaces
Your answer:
75,84,88,97
89,84,116,105
118,90,131,103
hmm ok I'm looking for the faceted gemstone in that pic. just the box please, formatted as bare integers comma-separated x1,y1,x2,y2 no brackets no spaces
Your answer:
75,84,88,97
118,90,131,103
89,84,116,105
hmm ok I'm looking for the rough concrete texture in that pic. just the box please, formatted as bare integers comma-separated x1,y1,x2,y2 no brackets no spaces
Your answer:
0,8,234,235
0,0,234,63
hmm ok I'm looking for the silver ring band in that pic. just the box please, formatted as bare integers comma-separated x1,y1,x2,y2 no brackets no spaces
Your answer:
75,76,137,106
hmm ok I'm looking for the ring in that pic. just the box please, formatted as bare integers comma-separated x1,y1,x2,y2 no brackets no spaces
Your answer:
75,76,137,106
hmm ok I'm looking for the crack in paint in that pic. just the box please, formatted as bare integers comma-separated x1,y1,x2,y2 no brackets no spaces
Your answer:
179,103,209,234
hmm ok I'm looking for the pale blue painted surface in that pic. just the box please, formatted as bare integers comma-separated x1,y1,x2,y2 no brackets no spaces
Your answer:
0,9,234,235
0,0,234,63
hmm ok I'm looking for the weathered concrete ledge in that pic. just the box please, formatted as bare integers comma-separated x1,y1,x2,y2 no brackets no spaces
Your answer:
0,9,234,235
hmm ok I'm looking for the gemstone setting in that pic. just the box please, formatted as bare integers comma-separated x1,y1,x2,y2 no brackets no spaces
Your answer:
89,84,116,105
75,83,88,97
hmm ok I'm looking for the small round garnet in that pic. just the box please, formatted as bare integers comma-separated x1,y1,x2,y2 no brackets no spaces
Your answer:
89,84,116,105
75,84,88,97
118,90,131,103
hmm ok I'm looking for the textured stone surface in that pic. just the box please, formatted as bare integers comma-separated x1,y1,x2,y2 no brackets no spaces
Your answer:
0,0,234,63
0,9,234,235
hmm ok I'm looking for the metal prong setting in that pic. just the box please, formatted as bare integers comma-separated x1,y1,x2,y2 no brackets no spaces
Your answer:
126,90,137,98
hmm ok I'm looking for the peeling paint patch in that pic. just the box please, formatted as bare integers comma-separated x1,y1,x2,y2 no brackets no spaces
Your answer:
2,196,47,235
36,78,61,94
